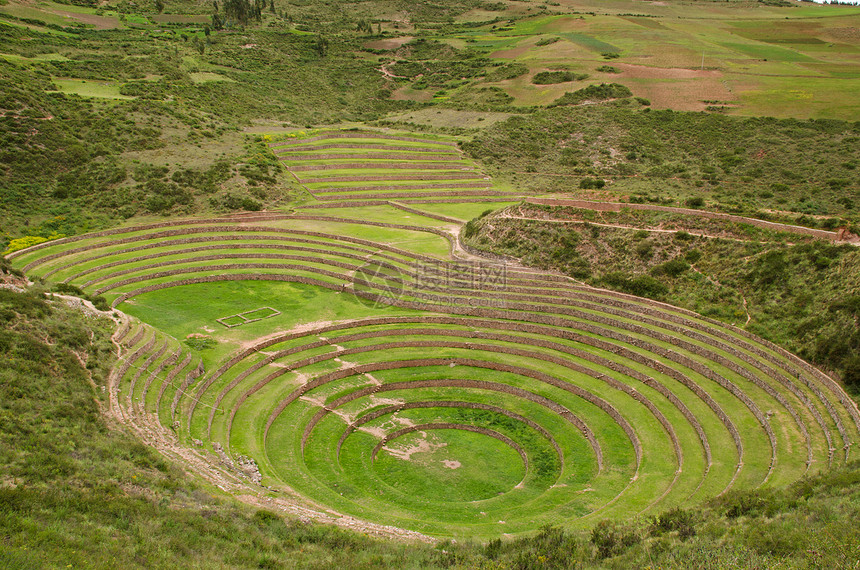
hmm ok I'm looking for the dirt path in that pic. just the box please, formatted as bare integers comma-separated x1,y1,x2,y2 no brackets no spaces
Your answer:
498,212,772,244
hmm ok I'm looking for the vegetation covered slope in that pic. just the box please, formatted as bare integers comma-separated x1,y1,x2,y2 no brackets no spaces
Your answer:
463,104,860,226
2,0,860,566
1,281,859,568
463,203,860,392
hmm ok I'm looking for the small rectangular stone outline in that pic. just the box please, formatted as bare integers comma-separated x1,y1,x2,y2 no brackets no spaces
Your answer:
216,306,281,328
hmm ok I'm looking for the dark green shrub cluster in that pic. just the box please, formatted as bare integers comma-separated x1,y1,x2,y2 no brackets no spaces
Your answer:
579,177,605,189
485,62,529,81
532,71,589,84
549,83,632,106
600,271,668,299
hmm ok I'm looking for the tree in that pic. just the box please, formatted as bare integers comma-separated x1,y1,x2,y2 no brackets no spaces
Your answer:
155,0,165,13
224,0,251,26
314,35,329,57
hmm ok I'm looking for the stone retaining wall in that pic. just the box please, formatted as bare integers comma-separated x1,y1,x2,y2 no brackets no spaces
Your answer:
275,143,458,153
299,173,483,184
313,190,516,201
526,198,841,241
289,162,473,172
313,182,490,193
157,353,193,417
370,423,528,470
69,242,377,285
279,153,460,161
52,235,383,281
332,400,563,470
269,132,457,147
141,348,180,407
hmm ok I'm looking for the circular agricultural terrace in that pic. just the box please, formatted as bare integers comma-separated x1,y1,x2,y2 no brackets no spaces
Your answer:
10,213,860,538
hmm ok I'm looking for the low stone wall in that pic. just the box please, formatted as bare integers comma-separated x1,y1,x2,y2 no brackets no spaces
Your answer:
276,143,458,153
269,132,457,147
332,400,563,470
115,330,156,384
171,361,205,421
157,352,193,417
127,338,169,406
54,235,382,281
313,182,490,193
526,198,840,241
313,190,516,202
387,202,463,224
73,243,376,286
205,313,734,469
370,423,528,470
90,256,361,294
8,214,291,261
300,173,483,184
289,162,473,172
141,348,180,406
279,152,460,161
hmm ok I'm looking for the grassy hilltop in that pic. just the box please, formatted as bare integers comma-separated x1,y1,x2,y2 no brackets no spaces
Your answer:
1,0,860,567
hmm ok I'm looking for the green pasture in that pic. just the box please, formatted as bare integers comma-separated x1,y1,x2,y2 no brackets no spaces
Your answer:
49,78,134,99
12,110,858,540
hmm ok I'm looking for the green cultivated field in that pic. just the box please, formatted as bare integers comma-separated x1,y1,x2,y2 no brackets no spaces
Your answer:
2,0,860,566
9,197,859,539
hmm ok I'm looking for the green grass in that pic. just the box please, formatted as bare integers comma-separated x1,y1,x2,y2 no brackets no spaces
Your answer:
49,77,135,99
2,0,860,561
189,71,236,83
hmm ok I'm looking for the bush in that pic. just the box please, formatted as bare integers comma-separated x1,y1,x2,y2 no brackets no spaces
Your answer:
532,71,588,85
601,272,669,299
649,507,696,540
635,239,654,259
651,258,690,277
590,520,639,559
579,177,605,189
549,83,632,107
685,196,705,208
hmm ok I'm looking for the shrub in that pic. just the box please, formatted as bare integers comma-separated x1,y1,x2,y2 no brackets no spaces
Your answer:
550,83,632,107
651,258,690,277
590,520,639,559
685,249,702,263
601,272,668,299
579,177,605,189
649,507,696,540
532,71,588,84
635,239,654,259
685,196,705,208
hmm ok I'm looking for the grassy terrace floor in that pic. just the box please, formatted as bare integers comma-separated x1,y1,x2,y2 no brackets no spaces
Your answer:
10,204,859,539
274,130,522,204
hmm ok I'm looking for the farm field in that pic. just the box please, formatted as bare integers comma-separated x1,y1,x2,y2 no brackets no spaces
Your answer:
2,0,860,566
9,181,860,538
